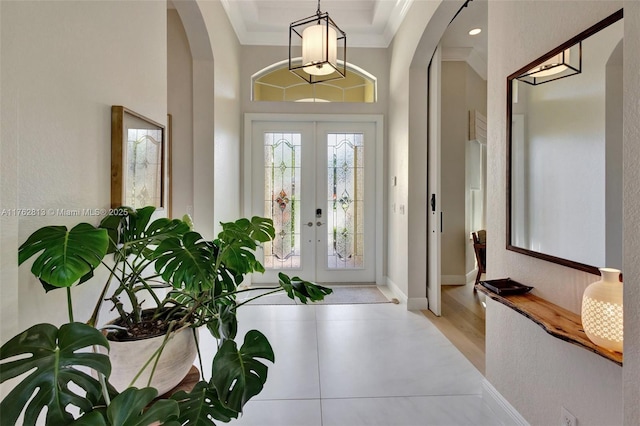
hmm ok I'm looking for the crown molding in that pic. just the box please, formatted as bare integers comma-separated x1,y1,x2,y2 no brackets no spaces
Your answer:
442,47,487,80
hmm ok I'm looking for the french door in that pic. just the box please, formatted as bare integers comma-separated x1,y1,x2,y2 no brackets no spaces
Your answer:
250,120,376,284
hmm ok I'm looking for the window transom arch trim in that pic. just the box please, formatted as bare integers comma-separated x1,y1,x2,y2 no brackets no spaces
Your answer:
252,58,377,103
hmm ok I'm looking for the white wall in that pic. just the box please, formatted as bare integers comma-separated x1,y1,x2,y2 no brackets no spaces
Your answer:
200,0,242,232
441,61,487,281
173,0,242,238
0,0,20,351
441,62,467,280
486,1,631,424
168,9,194,220
387,0,466,307
0,0,167,401
465,65,488,276
387,1,440,301
0,0,167,330
486,298,623,425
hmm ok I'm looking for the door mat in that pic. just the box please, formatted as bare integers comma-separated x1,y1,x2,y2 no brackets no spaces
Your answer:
238,285,390,305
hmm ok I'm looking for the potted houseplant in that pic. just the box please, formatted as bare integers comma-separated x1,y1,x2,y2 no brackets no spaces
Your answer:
0,206,331,425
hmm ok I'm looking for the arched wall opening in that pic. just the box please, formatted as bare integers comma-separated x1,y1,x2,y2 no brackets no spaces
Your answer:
171,0,215,238
406,1,465,308
252,59,378,103
172,0,244,239
386,0,464,307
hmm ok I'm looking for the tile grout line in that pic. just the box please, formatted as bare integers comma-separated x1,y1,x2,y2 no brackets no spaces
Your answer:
315,392,485,401
315,306,325,426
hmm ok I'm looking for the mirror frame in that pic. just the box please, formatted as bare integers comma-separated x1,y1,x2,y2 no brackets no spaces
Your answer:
506,9,623,276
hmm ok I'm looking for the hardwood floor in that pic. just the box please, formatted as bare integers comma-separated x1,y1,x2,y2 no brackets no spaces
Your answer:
421,279,487,374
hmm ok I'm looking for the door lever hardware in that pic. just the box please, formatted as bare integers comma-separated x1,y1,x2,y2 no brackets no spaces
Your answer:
316,221,326,227
306,222,314,227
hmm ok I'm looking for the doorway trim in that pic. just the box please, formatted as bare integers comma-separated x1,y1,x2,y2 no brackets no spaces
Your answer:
243,113,384,286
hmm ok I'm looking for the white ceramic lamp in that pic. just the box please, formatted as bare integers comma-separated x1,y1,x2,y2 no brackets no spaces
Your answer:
581,267,623,352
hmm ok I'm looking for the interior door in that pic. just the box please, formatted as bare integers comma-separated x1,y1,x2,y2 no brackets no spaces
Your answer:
315,122,376,283
251,121,376,284
427,46,442,316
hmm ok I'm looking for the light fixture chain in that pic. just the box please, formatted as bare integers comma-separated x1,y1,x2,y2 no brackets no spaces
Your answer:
317,0,321,15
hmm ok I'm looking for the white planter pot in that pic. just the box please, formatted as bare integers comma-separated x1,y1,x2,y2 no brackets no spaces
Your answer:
99,326,198,395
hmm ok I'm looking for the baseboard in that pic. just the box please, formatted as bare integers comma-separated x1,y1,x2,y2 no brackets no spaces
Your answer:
467,268,478,283
407,297,429,310
482,379,529,426
383,278,428,310
385,277,408,305
441,275,467,285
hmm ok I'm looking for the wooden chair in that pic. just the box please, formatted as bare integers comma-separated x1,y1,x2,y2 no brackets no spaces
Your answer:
472,230,486,287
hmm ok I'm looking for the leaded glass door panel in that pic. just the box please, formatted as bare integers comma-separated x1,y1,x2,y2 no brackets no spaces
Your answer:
251,121,375,283
315,122,375,282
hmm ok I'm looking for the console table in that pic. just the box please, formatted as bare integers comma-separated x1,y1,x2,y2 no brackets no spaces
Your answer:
475,284,623,366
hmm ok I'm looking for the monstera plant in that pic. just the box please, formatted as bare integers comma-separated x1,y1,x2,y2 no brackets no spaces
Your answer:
0,206,331,425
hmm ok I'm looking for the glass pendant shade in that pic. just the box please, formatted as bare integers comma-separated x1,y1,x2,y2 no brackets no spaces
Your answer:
516,42,581,85
581,267,623,353
289,2,346,85
527,49,571,78
302,25,337,76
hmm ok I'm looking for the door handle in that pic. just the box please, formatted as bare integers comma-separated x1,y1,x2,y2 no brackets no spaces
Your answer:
316,221,326,226
306,222,314,227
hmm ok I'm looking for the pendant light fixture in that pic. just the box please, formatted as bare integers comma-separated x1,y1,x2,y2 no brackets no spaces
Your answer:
516,42,582,85
289,0,346,84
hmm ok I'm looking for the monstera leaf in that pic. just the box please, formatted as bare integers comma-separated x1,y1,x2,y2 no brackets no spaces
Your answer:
18,224,109,288
154,232,218,292
171,381,239,425
218,216,275,244
211,330,274,412
69,387,179,426
278,273,333,304
0,323,110,425
70,411,108,426
99,206,153,250
215,217,275,276
205,303,238,342
105,387,179,426
100,206,190,257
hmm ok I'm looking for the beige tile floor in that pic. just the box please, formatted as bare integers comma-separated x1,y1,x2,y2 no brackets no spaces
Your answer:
198,301,510,426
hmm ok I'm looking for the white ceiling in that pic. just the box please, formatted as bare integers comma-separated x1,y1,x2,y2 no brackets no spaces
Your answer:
219,0,414,48
440,0,488,79
217,0,487,75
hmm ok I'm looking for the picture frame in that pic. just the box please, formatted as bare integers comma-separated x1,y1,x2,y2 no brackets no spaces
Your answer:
167,113,173,218
111,106,166,210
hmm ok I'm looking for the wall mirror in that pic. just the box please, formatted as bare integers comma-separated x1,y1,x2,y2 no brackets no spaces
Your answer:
507,10,623,275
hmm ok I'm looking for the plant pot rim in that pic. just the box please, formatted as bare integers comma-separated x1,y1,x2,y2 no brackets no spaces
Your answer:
102,308,189,342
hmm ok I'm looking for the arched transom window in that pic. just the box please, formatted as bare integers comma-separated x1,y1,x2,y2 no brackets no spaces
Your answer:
252,59,377,103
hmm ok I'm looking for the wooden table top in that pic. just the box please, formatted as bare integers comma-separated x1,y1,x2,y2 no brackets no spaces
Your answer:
476,284,622,366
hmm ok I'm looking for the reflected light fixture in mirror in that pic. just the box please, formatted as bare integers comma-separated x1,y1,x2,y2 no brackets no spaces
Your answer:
506,9,623,275
289,0,346,84
516,43,582,85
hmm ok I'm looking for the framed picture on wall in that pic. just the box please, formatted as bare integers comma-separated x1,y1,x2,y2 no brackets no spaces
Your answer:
167,113,173,218
111,106,166,210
